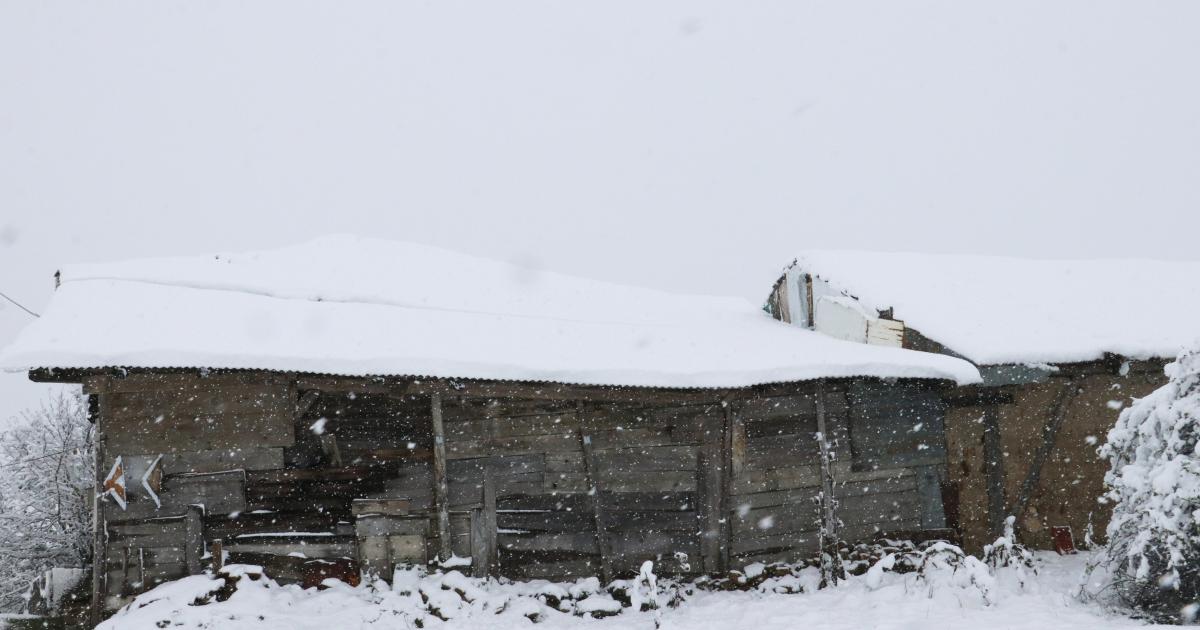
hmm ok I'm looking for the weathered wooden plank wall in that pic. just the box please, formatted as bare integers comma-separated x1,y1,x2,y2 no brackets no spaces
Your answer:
86,371,952,612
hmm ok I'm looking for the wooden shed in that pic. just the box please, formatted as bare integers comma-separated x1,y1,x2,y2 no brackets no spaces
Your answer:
0,237,978,618
767,251,1200,551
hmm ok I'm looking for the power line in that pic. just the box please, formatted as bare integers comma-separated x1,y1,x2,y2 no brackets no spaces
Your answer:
0,289,39,318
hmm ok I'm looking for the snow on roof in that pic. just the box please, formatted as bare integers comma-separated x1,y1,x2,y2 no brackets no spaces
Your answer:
789,250,1200,366
0,236,979,388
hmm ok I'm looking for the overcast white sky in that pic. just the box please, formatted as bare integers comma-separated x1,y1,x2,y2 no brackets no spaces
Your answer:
2,1,1199,422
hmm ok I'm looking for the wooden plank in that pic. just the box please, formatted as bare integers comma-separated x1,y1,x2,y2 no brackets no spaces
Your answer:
596,470,696,493
598,491,694,512
593,445,698,472
106,385,291,420
351,498,413,517
497,493,590,512
117,449,284,481
224,540,355,558
448,454,546,479
431,392,452,561
184,505,204,575
579,430,612,583
497,510,594,532
500,532,597,552
604,509,696,532
353,516,430,538
501,555,600,580
84,372,288,395
105,410,294,454
446,433,579,459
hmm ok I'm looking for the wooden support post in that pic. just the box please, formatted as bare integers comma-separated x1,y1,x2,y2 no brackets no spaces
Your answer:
470,509,486,577
814,381,842,585
89,394,106,626
696,445,724,575
471,468,498,577
718,402,737,573
579,430,613,583
184,504,205,575
981,407,1008,538
1010,380,1079,529
430,392,452,561
211,540,224,572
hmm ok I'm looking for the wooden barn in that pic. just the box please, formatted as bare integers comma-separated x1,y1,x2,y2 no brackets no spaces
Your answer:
767,251,1200,551
0,237,980,620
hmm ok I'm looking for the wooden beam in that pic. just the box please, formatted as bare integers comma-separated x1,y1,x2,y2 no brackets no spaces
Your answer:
430,392,452,561
980,407,1008,538
295,389,320,417
470,470,498,578
184,505,205,575
718,402,735,573
943,388,1015,408
578,429,613,583
695,445,724,574
482,471,498,576
1009,380,1079,528
89,394,105,626
814,380,842,585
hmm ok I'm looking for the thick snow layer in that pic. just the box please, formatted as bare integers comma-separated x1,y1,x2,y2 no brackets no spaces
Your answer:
790,250,1200,365
0,237,979,387
93,554,1162,630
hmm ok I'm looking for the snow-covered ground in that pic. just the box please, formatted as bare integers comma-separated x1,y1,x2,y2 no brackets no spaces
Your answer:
96,552,1162,630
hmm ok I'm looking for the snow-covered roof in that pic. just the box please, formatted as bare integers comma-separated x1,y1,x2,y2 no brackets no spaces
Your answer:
0,236,979,388
788,251,1200,366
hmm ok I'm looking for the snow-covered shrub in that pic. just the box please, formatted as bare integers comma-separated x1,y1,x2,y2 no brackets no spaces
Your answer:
0,392,93,612
982,516,1035,589
1098,345,1200,622
915,542,996,604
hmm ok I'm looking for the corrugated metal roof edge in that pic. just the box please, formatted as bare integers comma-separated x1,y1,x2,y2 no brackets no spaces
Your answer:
24,364,963,391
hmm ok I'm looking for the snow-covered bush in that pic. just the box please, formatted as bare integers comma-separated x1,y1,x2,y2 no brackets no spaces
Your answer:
982,516,1035,589
914,542,997,604
1098,345,1200,622
0,392,94,612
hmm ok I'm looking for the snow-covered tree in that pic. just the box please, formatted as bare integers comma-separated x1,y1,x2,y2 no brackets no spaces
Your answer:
1098,345,1200,622
0,391,94,611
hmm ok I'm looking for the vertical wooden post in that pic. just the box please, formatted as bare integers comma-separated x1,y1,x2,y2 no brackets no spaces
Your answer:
184,504,205,575
815,380,842,585
718,402,738,573
430,392,452,561
211,540,224,572
89,394,106,626
579,430,613,583
471,468,498,577
696,444,724,574
981,407,1008,538
482,471,498,575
